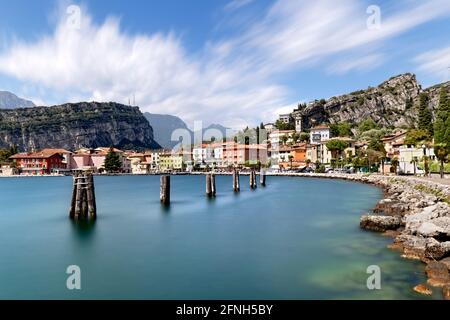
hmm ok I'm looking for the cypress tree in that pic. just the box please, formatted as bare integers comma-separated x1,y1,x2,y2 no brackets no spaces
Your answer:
418,93,433,136
433,88,450,178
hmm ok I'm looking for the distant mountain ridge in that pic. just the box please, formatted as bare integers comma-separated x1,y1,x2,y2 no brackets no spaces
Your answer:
0,102,160,151
144,112,234,149
0,91,35,109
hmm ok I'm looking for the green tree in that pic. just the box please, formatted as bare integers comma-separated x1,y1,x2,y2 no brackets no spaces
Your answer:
418,93,433,136
0,145,19,163
330,122,353,137
405,97,413,110
299,132,310,143
391,157,399,175
280,135,289,145
326,139,349,160
275,120,295,131
292,132,300,144
358,118,379,133
404,129,430,146
433,88,450,178
104,147,122,173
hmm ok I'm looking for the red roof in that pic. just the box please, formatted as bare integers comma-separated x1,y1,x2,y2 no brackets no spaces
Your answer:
10,150,65,160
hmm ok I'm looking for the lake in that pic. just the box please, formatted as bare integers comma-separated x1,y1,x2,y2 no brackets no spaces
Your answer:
0,175,437,299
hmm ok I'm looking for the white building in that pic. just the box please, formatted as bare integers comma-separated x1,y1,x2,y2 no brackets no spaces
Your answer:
279,114,292,124
310,125,331,145
193,144,214,165
269,130,295,149
264,123,276,134
399,145,435,174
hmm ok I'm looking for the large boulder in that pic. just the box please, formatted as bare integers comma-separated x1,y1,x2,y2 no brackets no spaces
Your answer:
405,203,450,235
444,285,450,300
360,215,402,232
425,240,450,260
415,217,450,239
425,261,450,288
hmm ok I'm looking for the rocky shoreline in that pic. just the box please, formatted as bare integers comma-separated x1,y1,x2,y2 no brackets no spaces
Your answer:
274,172,450,300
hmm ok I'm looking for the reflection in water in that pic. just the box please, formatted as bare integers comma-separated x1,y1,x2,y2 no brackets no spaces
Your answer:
70,219,97,242
160,204,171,215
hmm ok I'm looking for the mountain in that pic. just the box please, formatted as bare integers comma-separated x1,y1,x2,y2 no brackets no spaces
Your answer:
292,73,450,130
144,112,235,149
144,113,192,149
0,91,35,109
0,102,160,151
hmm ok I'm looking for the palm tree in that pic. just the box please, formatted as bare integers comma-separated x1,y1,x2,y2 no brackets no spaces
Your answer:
281,135,289,146
288,155,294,169
391,157,399,175
434,144,448,179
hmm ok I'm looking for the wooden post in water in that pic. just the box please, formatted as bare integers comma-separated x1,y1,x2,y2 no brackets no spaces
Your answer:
260,168,266,187
233,169,240,192
250,170,257,189
211,173,216,197
70,173,97,220
160,175,170,205
206,174,213,197
69,174,78,219
74,174,83,218
86,174,97,220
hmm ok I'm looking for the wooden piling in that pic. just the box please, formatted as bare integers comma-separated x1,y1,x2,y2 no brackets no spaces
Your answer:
69,174,78,219
160,175,170,205
74,175,83,218
260,168,266,187
211,174,216,197
250,170,257,189
86,174,97,220
206,174,213,197
70,173,97,220
233,169,240,192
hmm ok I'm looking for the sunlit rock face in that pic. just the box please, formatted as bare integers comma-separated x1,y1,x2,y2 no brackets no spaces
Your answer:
0,102,160,151
293,73,450,130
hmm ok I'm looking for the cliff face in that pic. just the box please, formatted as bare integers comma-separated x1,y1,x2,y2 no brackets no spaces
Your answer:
294,73,449,130
0,102,160,151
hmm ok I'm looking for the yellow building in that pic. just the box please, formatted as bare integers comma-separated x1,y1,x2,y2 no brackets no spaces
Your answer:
159,153,185,171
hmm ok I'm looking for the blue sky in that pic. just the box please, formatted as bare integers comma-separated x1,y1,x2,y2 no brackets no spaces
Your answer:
0,0,450,128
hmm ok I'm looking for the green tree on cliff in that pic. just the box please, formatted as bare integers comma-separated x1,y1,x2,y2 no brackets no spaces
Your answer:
418,93,433,136
433,88,450,178
104,147,122,173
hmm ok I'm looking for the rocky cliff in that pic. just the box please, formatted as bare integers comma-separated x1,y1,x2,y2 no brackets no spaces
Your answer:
0,102,160,151
294,74,450,130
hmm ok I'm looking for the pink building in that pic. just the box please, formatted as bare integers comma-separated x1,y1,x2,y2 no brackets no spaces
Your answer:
70,147,126,172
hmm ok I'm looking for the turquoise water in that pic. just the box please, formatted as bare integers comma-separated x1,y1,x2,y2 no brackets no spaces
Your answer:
0,175,436,299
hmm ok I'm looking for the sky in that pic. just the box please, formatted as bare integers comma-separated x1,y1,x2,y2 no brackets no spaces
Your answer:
0,0,450,129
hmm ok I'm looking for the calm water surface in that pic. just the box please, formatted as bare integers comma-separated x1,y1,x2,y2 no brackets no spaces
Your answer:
0,175,437,299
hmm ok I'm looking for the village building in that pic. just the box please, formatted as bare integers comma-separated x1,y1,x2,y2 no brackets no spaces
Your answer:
309,125,331,145
278,114,293,124
10,149,68,175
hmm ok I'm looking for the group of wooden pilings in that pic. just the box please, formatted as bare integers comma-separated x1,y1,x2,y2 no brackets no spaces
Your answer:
69,173,97,220
159,169,267,205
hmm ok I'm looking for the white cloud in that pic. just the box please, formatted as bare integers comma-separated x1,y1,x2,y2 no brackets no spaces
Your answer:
414,46,450,81
224,0,254,12
328,54,385,74
1,0,450,129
